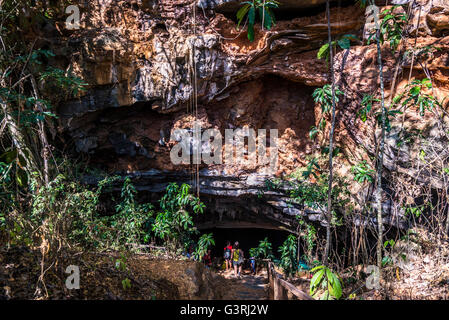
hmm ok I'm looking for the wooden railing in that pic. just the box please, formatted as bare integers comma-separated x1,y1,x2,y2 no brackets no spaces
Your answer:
267,261,314,300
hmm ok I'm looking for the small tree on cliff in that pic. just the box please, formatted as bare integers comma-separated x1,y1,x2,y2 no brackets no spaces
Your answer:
236,0,280,42
278,234,298,279
152,183,206,252
322,0,339,266
367,0,388,284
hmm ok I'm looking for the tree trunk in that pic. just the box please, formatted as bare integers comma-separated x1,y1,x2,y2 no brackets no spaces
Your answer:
323,0,337,266
30,75,50,185
373,8,386,283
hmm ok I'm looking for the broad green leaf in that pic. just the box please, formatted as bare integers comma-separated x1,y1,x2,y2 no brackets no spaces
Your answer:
248,6,255,26
328,271,342,299
317,43,330,60
310,268,325,294
236,4,251,28
337,38,351,50
247,23,255,42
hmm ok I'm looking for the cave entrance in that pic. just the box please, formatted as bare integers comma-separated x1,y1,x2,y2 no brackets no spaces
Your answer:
200,227,291,260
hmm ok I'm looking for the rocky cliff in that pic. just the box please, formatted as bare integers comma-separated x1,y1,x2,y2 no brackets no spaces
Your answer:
44,0,449,232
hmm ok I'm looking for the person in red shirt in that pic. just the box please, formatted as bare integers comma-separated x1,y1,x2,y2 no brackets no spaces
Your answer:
223,241,233,271
203,249,212,269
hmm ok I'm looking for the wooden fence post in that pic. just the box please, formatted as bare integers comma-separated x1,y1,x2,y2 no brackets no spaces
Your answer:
273,276,281,300
268,261,314,300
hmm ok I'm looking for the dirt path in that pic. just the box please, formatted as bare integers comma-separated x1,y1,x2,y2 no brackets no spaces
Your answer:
217,270,269,300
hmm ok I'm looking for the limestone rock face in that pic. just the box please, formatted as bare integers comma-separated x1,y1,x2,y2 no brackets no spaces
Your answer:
427,4,449,36
51,0,449,230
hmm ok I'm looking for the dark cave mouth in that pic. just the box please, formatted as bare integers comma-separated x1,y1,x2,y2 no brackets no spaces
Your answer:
199,227,291,259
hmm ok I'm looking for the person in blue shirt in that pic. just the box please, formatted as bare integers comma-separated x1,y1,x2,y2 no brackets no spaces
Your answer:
186,244,194,259
249,255,256,275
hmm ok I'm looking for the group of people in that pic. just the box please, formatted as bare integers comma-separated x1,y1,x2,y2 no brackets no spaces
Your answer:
192,240,257,279
223,241,256,278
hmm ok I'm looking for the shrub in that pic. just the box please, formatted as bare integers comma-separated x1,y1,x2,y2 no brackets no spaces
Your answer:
400,78,440,116
194,233,215,261
236,0,279,42
310,265,342,300
250,237,274,260
152,183,205,252
278,234,298,278
368,6,407,53
351,160,375,184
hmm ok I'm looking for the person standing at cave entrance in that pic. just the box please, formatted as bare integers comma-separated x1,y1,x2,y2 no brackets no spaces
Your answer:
249,254,256,275
224,241,233,271
232,241,244,278
185,244,194,259
203,249,212,269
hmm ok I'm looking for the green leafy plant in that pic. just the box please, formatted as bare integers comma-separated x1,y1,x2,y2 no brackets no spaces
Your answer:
309,126,320,140
40,66,88,97
115,253,133,290
297,216,317,262
250,237,274,260
368,6,407,53
15,49,56,65
320,145,341,157
278,234,298,278
121,278,132,290
258,237,274,259
0,13,90,248
305,225,317,259
194,233,215,261
317,34,358,62
29,174,102,248
264,177,284,192
381,255,393,267
404,205,423,218
249,247,258,258
351,160,375,183
383,239,395,250
310,85,344,139
302,158,321,180
152,183,205,251
310,265,342,300
400,78,440,116
288,172,350,212
106,177,155,247
236,0,280,42
374,107,402,132
0,148,29,188
115,253,128,272
4,169,145,251
382,238,407,268
357,94,379,122
313,85,344,114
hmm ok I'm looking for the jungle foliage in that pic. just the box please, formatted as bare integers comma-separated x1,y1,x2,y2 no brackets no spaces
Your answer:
236,0,279,42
